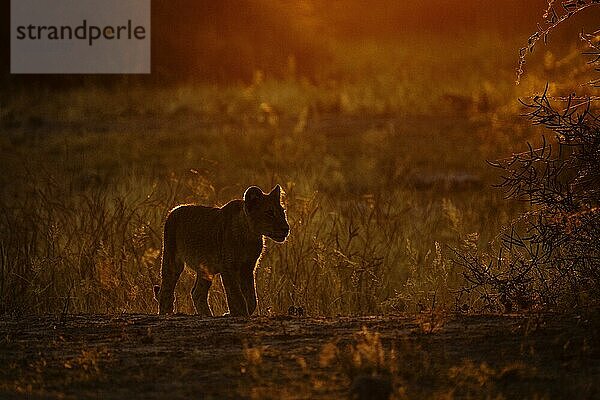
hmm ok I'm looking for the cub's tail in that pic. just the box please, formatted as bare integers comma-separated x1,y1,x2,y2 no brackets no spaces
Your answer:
153,285,161,301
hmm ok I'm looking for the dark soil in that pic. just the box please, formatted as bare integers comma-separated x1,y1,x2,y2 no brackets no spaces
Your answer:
0,313,599,399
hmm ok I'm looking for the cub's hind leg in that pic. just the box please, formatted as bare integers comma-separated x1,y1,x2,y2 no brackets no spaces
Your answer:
157,213,184,314
192,276,212,316
157,243,184,315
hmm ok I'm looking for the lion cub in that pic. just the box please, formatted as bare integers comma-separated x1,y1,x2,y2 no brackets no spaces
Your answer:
155,185,289,316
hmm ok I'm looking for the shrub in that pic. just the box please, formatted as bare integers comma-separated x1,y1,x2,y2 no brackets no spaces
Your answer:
457,2,600,311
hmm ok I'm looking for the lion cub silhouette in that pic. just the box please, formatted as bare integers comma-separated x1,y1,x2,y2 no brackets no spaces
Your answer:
154,185,289,316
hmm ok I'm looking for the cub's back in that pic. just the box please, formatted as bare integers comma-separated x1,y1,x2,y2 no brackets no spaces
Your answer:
165,201,248,262
166,204,223,245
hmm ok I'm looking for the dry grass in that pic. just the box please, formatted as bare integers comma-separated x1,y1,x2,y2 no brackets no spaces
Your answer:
0,31,589,316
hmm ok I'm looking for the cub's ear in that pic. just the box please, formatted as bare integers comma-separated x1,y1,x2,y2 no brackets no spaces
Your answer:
269,184,282,199
244,186,264,212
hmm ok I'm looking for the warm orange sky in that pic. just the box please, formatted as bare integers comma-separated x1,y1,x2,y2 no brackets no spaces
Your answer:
3,0,598,81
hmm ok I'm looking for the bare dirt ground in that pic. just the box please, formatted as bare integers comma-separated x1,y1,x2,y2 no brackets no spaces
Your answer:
0,312,599,399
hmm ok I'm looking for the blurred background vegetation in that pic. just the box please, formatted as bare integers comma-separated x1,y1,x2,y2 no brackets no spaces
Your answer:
0,1,598,315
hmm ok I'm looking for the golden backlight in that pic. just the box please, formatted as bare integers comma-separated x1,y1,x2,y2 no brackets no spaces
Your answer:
1,1,599,398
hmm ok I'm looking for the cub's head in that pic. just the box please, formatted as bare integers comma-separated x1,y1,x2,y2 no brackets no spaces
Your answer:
243,185,290,242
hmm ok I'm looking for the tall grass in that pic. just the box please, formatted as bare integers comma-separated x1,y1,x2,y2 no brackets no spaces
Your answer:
0,119,523,316
1,33,550,316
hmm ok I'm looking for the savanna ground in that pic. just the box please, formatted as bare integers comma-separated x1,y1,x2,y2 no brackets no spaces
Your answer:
2,1,600,398
1,312,599,399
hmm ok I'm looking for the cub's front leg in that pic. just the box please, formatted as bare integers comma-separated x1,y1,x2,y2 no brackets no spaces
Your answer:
221,265,257,317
